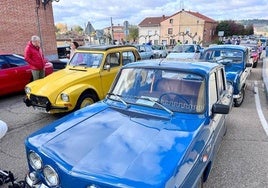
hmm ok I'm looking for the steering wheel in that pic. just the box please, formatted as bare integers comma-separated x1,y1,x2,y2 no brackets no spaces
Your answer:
159,92,190,104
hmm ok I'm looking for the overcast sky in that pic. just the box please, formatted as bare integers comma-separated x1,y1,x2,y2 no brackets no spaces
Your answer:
52,0,268,30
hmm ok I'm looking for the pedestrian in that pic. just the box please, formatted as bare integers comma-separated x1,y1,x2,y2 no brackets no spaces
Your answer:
69,41,79,59
24,35,47,80
146,40,152,45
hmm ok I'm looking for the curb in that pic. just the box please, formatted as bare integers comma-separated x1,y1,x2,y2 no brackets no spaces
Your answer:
262,57,268,97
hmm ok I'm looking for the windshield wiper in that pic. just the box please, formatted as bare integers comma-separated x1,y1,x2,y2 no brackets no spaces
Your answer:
135,96,174,116
107,93,129,108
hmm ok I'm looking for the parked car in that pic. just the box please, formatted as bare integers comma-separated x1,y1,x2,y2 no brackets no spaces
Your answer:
57,45,70,59
0,54,53,96
50,45,71,70
151,44,168,58
50,58,69,71
135,44,154,59
240,43,260,68
24,60,233,188
201,44,252,107
24,45,141,114
166,44,203,60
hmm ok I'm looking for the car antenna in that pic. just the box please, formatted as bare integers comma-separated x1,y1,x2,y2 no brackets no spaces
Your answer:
158,58,164,65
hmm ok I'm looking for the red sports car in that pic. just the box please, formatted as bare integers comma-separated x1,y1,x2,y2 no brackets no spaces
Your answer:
0,54,53,96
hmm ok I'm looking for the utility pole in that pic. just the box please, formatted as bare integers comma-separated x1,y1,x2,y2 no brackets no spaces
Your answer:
110,17,114,44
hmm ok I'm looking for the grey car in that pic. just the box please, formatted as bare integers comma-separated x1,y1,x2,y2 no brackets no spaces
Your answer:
135,44,154,59
151,44,168,58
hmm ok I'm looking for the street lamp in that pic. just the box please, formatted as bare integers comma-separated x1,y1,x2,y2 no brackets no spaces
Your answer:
41,0,60,9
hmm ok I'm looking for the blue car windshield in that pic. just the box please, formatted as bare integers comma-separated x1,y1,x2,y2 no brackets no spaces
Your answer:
110,68,206,113
203,49,243,64
69,52,103,68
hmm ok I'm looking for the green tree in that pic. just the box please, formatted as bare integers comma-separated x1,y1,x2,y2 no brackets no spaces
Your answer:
244,24,254,35
216,20,253,37
55,23,68,34
71,25,84,34
128,26,139,43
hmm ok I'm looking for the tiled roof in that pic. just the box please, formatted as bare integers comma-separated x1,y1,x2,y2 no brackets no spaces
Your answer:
185,10,216,23
169,9,216,23
138,16,169,27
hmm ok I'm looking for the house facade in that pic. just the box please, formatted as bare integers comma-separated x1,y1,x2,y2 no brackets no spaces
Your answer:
102,25,125,44
138,9,217,46
0,0,58,60
138,16,168,45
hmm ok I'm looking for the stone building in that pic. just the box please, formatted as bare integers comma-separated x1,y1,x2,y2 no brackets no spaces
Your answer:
0,0,57,60
138,9,218,46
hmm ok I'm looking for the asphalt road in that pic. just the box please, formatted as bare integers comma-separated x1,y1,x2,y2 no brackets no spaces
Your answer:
0,59,268,187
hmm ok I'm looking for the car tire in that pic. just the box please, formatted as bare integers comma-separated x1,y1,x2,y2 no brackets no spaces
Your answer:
253,61,257,68
75,92,97,110
234,88,245,107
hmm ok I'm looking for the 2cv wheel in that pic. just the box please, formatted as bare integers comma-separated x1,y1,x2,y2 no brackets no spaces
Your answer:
75,92,97,110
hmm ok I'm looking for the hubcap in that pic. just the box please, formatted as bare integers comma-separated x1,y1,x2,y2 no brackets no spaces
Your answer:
80,98,94,108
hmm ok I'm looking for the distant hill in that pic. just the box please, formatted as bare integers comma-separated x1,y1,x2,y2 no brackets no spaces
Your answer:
237,19,268,26
237,19,268,36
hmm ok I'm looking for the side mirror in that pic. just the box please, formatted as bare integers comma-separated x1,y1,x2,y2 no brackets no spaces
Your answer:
246,63,252,67
212,103,230,114
103,64,111,71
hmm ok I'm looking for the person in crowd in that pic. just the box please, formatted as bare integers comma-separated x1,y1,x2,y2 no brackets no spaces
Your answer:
69,41,79,59
146,40,152,45
24,35,47,80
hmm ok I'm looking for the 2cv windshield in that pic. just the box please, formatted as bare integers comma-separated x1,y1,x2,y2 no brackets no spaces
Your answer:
69,52,103,68
110,68,206,113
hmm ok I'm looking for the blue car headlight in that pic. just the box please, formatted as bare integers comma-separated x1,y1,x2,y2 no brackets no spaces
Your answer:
28,151,43,170
43,165,59,186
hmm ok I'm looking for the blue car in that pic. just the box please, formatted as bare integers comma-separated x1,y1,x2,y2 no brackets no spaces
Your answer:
24,60,233,188
201,44,252,107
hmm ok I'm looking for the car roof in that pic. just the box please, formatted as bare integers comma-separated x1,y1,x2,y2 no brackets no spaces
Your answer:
123,59,222,76
77,45,136,51
205,44,247,52
0,53,24,58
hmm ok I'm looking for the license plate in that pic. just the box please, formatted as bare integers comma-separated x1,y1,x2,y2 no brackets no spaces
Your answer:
33,106,47,113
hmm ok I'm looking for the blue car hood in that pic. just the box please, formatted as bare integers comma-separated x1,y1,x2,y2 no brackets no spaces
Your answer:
28,104,205,186
224,65,242,80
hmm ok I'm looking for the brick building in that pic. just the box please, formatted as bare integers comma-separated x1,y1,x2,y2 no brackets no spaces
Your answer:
0,0,57,60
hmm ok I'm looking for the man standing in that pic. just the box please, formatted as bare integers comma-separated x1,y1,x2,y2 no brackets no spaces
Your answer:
24,35,47,80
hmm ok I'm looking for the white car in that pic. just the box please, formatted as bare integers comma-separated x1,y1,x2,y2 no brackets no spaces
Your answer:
166,44,203,60
0,120,8,139
151,44,168,58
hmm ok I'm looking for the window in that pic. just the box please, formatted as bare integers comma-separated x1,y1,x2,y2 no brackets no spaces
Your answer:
209,72,218,113
168,28,173,35
122,51,135,65
169,19,173,24
70,53,103,67
106,53,120,68
216,68,226,96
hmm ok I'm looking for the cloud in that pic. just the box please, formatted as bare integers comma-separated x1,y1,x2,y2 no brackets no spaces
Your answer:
52,0,268,30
